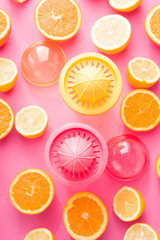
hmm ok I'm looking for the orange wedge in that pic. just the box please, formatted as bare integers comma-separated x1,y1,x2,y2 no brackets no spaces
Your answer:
9,168,54,215
63,192,108,240
34,0,82,41
15,106,48,138
120,89,160,131
123,223,160,240
113,186,145,222
145,4,160,46
0,99,14,140
0,9,11,47
0,58,18,92
156,154,160,178
24,228,55,240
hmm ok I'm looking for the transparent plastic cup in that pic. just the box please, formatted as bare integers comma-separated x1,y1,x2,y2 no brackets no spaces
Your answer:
106,134,149,180
21,41,66,86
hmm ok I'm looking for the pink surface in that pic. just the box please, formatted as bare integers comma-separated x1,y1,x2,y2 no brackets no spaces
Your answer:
0,0,160,239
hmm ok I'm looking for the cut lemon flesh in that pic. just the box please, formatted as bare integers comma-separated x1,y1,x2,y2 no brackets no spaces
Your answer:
123,223,160,240
113,186,145,222
9,168,54,215
0,9,11,47
63,192,108,240
35,0,82,41
109,0,143,12
0,98,14,140
91,15,131,54
156,154,160,178
145,4,160,46
24,228,55,240
127,57,160,88
15,105,48,138
0,58,18,92
120,89,160,131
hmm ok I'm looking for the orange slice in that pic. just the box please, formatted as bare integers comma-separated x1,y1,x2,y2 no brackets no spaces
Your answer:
127,57,160,89
15,106,48,138
0,9,11,47
120,89,160,131
123,223,160,240
14,0,27,2
0,99,14,140
113,186,145,222
0,58,18,92
9,168,54,215
91,15,131,54
63,192,108,240
145,4,160,46
34,0,82,41
24,228,55,240
156,154,160,178
109,0,143,12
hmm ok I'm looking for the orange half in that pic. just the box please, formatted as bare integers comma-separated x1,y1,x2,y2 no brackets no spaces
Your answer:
63,192,108,240
0,9,11,47
35,0,82,41
9,168,54,214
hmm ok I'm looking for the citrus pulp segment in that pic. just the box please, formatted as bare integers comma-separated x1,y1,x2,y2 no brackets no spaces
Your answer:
145,4,160,46
91,15,131,54
0,99,14,140
0,9,11,47
34,0,82,41
0,58,18,92
15,105,48,138
127,57,160,88
123,223,160,240
109,0,143,12
9,168,54,215
59,53,122,115
63,192,108,240
113,186,145,222
156,154,160,178
24,228,55,240
120,89,160,131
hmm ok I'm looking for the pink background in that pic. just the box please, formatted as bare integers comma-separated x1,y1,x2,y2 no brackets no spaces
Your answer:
0,0,160,239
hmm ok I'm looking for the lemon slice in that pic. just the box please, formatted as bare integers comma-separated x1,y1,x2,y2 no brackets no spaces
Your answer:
156,154,160,178
113,186,145,222
15,106,48,138
24,228,55,240
109,0,143,12
127,57,160,88
0,58,18,92
123,223,160,240
91,15,131,54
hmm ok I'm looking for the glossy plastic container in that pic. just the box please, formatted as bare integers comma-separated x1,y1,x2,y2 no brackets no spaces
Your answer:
21,41,66,86
106,134,149,180
45,123,108,186
59,53,122,115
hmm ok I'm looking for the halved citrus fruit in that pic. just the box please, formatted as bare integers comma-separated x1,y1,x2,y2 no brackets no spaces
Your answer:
156,154,160,178
113,186,145,222
15,105,48,138
0,9,11,47
127,57,160,89
123,223,160,240
9,168,54,215
34,0,82,41
145,4,160,46
109,0,143,12
120,89,160,131
0,58,18,92
24,228,55,240
0,99,14,140
14,0,27,2
91,15,131,54
63,192,108,240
